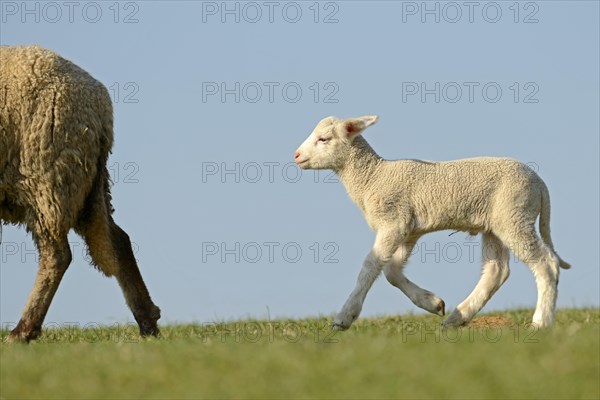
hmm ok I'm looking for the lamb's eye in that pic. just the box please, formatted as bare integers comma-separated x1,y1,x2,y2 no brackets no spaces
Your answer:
317,137,330,144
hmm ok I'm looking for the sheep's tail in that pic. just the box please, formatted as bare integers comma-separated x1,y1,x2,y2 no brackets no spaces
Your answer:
540,183,571,270
75,156,119,276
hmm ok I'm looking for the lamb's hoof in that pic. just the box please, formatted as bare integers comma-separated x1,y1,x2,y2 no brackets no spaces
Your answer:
442,310,468,328
332,307,359,331
423,293,446,316
531,316,553,329
436,300,446,316
331,322,350,331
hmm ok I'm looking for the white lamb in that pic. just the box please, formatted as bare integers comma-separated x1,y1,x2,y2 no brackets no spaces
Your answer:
294,115,570,329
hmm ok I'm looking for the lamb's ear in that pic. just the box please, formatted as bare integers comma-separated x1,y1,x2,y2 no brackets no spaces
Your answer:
341,115,379,140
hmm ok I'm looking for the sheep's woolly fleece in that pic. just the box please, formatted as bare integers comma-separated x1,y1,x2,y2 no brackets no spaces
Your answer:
1,46,161,343
0,45,114,242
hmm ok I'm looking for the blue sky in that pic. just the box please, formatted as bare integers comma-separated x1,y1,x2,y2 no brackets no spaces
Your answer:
1,1,598,327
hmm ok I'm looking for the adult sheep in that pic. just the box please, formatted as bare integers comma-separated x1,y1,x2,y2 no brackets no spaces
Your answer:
0,45,160,342
294,115,570,330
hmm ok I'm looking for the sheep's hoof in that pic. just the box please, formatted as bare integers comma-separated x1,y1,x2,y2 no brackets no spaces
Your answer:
5,321,40,344
135,305,161,337
139,325,160,338
5,330,37,344
5,334,28,344
138,318,160,337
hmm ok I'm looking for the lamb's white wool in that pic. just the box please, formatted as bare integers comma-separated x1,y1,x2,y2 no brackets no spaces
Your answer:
294,115,570,329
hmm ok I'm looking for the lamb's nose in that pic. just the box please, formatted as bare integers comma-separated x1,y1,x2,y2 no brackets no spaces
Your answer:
294,151,300,160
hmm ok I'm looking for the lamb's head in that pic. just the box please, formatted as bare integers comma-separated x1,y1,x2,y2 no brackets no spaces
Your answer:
294,115,379,170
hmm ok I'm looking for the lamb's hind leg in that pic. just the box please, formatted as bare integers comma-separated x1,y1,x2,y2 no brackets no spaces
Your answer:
7,234,72,343
383,242,445,316
498,227,559,328
443,232,510,327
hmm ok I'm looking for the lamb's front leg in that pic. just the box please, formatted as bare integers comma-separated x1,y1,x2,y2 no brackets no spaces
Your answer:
383,243,446,316
333,229,403,330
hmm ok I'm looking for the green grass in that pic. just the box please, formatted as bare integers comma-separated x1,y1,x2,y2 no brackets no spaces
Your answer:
1,308,599,399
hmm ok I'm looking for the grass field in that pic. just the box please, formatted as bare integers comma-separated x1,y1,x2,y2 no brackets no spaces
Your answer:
1,308,599,399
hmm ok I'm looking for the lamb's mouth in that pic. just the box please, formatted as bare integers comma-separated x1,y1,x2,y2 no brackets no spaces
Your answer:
295,159,309,168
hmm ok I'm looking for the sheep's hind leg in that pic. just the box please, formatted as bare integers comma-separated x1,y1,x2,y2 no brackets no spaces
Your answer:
443,232,510,327
7,235,72,343
110,221,161,336
333,228,405,330
383,242,445,316
78,188,160,337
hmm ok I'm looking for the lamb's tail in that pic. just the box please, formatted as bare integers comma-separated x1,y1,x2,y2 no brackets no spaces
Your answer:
540,184,571,269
